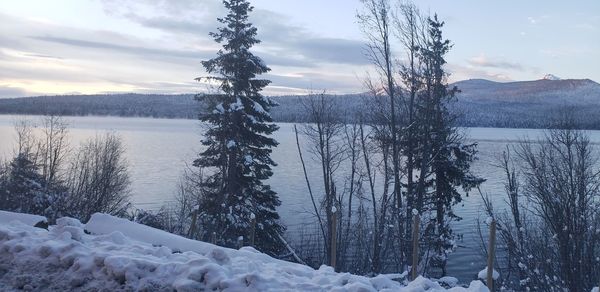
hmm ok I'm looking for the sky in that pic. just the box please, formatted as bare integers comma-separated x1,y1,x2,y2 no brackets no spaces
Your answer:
0,0,599,97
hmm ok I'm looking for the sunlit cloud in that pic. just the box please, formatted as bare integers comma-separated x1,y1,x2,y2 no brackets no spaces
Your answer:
0,0,598,97
467,54,523,70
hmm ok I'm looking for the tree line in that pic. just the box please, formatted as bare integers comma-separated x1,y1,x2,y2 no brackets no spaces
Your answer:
3,94,600,130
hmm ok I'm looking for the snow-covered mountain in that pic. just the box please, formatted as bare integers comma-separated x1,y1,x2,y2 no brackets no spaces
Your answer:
451,78,600,128
453,78,600,105
0,78,599,129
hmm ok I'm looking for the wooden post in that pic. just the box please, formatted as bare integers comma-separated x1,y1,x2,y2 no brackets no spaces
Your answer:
411,214,420,281
210,231,217,245
238,236,244,249
250,213,256,247
330,207,337,270
188,209,198,238
486,219,497,291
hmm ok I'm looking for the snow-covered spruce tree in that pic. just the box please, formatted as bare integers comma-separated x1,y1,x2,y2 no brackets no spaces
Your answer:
194,0,284,254
417,15,484,276
1,153,51,216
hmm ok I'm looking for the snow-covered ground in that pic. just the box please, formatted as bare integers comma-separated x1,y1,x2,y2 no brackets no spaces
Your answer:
1,211,491,291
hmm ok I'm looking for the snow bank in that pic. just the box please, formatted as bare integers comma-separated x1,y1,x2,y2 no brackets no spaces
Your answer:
0,212,489,291
0,210,46,226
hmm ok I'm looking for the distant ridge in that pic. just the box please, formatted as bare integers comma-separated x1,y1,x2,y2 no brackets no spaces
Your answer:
453,77,600,104
1,78,599,129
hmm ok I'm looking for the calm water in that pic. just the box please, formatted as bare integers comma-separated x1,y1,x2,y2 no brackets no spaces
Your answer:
1,114,599,283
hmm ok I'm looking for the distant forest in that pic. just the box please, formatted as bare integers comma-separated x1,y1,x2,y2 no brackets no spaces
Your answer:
1,92,600,129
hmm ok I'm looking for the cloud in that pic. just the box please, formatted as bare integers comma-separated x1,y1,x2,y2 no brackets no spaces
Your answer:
22,53,64,60
0,85,32,98
467,54,523,70
267,72,362,93
527,15,551,25
447,63,514,83
103,0,368,67
30,36,210,60
0,2,368,96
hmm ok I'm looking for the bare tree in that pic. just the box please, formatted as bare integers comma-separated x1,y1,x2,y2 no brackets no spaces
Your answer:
358,1,404,263
65,133,131,221
301,92,347,268
12,118,37,159
38,115,70,188
482,113,600,291
395,1,427,266
515,124,600,291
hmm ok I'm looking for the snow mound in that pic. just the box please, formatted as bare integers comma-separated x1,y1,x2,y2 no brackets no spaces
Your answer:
437,276,459,288
0,210,46,226
0,211,489,291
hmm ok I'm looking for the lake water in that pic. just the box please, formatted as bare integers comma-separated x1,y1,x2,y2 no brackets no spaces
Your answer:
2,114,599,283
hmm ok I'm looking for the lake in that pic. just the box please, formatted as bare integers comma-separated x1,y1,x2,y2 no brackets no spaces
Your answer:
2,114,599,283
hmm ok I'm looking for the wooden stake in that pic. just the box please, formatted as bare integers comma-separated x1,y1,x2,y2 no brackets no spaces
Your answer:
330,207,337,270
411,214,420,280
238,236,244,249
188,209,198,238
487,219,497,291
250,213,256,247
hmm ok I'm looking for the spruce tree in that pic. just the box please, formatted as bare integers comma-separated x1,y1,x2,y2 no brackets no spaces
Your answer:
418,15,484,275
3,153,48,215
194,0,284,254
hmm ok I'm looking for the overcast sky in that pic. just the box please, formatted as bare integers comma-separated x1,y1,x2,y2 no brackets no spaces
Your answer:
1,0,599,97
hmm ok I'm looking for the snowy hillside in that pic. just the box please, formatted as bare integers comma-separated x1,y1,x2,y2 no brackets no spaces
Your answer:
454,78,600,105
1,78,599,129
0,211,489,291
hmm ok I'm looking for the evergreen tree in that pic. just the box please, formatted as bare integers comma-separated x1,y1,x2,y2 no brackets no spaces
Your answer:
194,0,284,254
418,15,484,275
1,153,49,215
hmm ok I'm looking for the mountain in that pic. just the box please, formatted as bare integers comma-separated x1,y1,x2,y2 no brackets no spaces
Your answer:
450,78,600,128
0,78,599,129
453,78,600,105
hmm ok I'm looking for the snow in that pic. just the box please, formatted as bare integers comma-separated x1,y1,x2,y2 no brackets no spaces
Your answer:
244,154,253,165
437,276,459,288
477,267,499,281
591,287,599,292
230,98,243,111
252,101,266,114
0,210,46,226
214,103,225,114
226,140,236,149
0,211,489,291
412,209,419,216
543,74,561,80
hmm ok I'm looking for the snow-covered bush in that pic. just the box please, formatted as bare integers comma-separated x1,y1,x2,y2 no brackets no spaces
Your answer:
0,117,132,224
